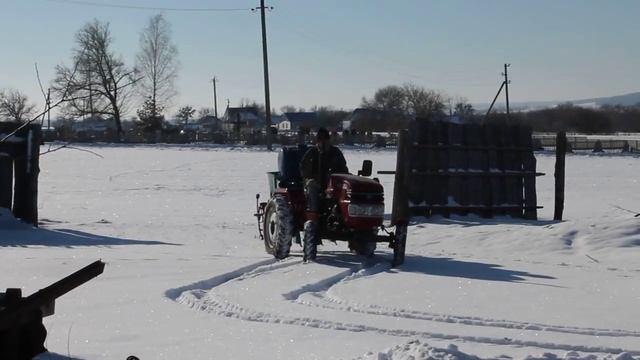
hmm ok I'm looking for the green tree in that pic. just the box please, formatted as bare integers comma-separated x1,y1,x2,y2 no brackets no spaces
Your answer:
137,96,165,131
176,105,196,124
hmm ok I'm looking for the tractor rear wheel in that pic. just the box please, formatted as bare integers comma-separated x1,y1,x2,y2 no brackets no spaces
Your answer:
263,195,294,259
349,231,377,258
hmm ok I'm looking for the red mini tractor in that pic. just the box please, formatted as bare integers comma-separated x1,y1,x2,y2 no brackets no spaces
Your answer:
254,145,406,266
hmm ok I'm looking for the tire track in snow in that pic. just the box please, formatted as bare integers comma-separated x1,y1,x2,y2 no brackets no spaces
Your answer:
292,263,640,339
164,257,297,300
168,259,640,356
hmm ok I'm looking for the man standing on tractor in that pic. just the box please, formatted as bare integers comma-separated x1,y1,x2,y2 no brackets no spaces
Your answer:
299,128,349,261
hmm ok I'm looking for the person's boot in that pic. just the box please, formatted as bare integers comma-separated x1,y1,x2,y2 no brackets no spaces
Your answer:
302,220,318,262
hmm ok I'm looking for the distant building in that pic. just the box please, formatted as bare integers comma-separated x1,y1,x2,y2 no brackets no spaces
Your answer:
197,115,222,132
72,117,116,133
222,107,264,132
278,112,320,132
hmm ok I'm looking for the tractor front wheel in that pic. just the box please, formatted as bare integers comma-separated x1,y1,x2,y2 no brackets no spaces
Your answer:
349,231,377,258
263,195,294,259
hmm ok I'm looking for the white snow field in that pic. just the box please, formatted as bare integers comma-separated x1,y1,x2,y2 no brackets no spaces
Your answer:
1,145,639,360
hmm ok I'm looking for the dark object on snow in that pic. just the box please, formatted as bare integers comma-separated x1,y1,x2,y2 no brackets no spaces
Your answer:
592,140,603,153
0,260,105,360
0,123,42,226
622,141,630,153
554,132,567,221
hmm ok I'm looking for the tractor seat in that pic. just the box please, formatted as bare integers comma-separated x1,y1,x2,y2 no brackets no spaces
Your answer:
277,144,308,188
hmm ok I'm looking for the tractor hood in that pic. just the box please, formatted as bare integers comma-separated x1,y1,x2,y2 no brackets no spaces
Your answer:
328,174,383,195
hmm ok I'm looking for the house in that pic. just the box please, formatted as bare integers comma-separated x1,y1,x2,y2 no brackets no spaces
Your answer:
196,115,222,132
271,114,285,129
71,117,117,133
278,112,320,132
222,107,264,133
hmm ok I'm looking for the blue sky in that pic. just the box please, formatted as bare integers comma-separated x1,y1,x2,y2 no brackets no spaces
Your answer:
0,0,638,117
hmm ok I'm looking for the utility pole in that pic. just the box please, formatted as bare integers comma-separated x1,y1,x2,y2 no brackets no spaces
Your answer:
503,63,511,117
253,0,274,151
46,88,51,130
212,76,219,119
486,64,512,120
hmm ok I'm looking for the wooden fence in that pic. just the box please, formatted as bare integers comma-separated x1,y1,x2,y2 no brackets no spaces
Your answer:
391,121,542,221
534,134,639,152
0,123,42,226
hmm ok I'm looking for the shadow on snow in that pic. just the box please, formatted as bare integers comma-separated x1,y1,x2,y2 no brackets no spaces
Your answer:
0,226,179,248
309,250,557,285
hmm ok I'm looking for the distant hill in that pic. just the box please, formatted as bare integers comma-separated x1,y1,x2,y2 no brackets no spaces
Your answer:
476,92,640,111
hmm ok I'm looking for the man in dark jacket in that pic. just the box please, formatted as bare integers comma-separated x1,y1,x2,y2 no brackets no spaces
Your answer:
299,128,348,261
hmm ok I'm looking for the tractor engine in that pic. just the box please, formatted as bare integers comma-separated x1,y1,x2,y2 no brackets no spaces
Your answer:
326,174,385,231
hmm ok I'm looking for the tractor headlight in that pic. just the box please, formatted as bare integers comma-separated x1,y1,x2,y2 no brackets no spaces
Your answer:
347,204,384,218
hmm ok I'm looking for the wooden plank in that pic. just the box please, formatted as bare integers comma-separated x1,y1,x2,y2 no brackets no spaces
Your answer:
424,121,439,210
502,125,523,217
435,122,449,216
407,121,426,207
410,205,543,210
484,123,501,216
521,125,538,220
513,124,525,217
411,144,538,151
465,123,488,212
447,122,465,215
410,171,544,177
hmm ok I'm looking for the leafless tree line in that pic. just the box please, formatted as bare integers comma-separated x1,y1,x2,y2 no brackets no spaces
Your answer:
1,14,179,140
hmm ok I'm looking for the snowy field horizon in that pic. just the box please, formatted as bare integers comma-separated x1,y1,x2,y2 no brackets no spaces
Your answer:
1,145,639,359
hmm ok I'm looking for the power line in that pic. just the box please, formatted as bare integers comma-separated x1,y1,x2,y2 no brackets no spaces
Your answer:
43,0,252,12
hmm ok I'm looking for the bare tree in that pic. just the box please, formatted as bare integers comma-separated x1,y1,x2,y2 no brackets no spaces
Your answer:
136,14,179,120
402,83,446,118
361,85,405,115
0,89,37,123
197,107,214,118
53,19,138,135
453,97,475,119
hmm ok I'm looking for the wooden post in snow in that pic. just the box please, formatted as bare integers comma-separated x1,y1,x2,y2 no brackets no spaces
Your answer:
391,129,410,226
12,125,41,226
554,131,567,221
0,155,12,210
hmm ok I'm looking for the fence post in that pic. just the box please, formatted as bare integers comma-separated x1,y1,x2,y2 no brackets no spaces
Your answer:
391,129,410,226
554,131,566,221
0,155,13,210
12,126,41,226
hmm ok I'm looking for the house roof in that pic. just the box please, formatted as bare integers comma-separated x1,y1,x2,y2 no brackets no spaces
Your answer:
197,115,220,124
283,112,319,124
224,107,260,121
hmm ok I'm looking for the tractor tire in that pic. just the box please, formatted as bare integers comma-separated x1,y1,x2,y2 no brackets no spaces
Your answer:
392,224,407,267
263,195,294,259
302,220,318,262
349,232,377,258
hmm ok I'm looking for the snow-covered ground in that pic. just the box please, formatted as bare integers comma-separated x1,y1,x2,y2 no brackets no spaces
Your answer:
2,145,639,360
